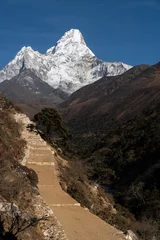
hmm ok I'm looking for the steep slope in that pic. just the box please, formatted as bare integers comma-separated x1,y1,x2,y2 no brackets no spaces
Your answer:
60,64,150,122
0,29,132,94
19,111,125,240
0,69,68,105
0,95,66,240
59,62,160,138
57,62,160,239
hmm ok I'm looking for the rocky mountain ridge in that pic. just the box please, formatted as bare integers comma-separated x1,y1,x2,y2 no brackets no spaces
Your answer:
0,69,68,105
0,29,132,94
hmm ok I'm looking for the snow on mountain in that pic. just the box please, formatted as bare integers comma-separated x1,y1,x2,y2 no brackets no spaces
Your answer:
0,29,132,94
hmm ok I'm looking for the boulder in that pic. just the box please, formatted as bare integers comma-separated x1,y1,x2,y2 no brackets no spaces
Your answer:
126,230,138,240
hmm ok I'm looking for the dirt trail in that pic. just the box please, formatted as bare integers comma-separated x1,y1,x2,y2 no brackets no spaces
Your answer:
16,114,125,240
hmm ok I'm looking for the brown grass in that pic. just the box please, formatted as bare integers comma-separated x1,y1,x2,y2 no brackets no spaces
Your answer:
56,157,117,223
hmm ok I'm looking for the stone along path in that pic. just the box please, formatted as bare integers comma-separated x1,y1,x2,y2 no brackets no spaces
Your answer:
18,114,125,240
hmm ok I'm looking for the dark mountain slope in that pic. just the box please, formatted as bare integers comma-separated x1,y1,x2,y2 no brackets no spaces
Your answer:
56,62,160,238
58,62,160,159
58,63,160,137
85,106,160,220
0,69,69,118
60,64,150,121
0,69,68,105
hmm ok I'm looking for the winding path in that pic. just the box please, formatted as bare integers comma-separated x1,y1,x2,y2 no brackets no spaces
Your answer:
17,114,125,240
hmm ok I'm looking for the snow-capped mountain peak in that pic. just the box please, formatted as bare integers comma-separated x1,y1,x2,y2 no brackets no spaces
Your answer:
46,46,55,55
58,29,86,45
46,29,94,57
0,29,132,94
19,46,33,52
9,46,41,65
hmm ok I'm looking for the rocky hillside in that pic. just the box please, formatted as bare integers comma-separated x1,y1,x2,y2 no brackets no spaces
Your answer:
0,95,39,239
0,69,68,106
56,62,160,239
0,95,66,240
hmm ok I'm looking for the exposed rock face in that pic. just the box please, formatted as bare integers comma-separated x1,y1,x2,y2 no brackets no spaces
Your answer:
126,230,138,240
32,195,68,240
0,194,68,240
0,29,132,95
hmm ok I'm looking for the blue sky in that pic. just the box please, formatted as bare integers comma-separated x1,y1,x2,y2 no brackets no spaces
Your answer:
0,0,160,68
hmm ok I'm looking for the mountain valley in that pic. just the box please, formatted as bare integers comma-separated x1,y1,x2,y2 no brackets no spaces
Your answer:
1,28,160,240
54,61,160,239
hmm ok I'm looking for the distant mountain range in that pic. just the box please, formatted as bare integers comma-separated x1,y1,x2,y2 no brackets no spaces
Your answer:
0,29,132,98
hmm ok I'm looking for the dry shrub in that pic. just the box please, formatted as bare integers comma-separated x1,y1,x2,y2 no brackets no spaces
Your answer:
0,96,43,239
58,158,116,221
0,103,38,206
131,219,160,240
20,165,39,187
0,111,26,162
14,105,24,113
